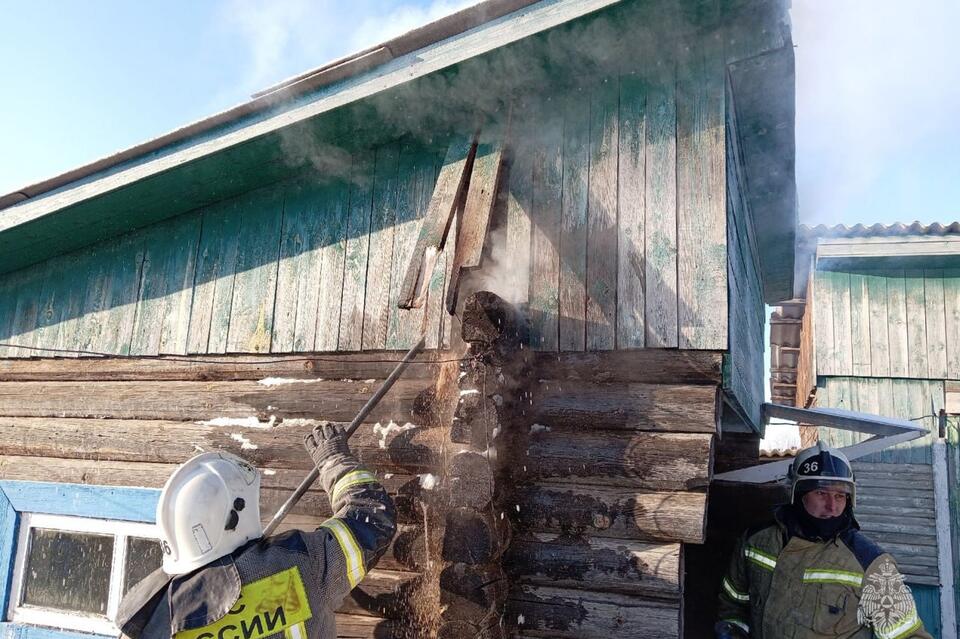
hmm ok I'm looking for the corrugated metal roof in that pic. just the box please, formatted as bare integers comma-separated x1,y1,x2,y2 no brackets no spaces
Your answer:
800,221,960,239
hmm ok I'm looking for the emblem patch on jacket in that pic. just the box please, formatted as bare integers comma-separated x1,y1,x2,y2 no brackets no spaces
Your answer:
858,559,921,638
174,567,313,639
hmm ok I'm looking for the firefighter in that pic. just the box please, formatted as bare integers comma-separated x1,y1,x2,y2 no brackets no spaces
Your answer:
716,442,932,639
116,422,396,639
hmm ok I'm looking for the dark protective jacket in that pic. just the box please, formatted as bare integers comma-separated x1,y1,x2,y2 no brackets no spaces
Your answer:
116,454,395,639
717,506,932,639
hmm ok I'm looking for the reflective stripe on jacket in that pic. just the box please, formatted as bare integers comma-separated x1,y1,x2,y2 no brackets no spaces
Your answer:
717,508,932,639
118,454,395,639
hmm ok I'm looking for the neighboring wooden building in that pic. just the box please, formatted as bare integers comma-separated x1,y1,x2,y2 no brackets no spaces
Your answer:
771,222,960,639
0,1,795,637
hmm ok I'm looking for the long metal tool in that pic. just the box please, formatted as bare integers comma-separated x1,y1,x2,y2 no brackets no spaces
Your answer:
263,336,427,536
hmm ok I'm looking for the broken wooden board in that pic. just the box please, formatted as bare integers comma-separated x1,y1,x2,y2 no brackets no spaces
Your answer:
396,134,476,310
445,122,509,314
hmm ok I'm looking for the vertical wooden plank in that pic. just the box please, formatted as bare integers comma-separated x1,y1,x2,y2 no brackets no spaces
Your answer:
0,272,17,357
886,269,909,377
924,270,948,379
422,158,447,350
101,235,147,356
831,271,854,375
188,200,242,354
313,180,351,352
813,270,835,375
559,88,590,351
387,146,431,350
272,181,325,353
866,273,890,377
130,214,202,355
9,265,46,357
848,273,871,376
676,35,726,350
339,155,375,351
439,209,458,350
585,77,620,351
905,269,929,378
617,73,646,349
225,187,284,353
943,269,960,378
361,143,401,351
528,98,563,351
644,55,678,349
51,252,86,358
504,131,533,307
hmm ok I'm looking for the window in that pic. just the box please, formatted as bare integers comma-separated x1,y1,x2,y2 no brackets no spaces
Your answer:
7,513,162,636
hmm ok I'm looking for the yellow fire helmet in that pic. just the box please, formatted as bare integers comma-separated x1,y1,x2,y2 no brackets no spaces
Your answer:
156,451,263,575
788,441,856,507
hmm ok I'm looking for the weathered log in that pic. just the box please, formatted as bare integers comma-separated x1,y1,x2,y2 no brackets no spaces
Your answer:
530,381,718,433
518,429,712,490
508,584,680,639
460,291,526,348
528,350,723,385
0,351,451,382
713,431,761,474
439,563,508,622
451,390,501,448
505,533,681,599
339,568,421,619
0,379,433,423
331,613,399,638
0,416,450,474
442,507,510,564
512,483,706,543
448,450,495,508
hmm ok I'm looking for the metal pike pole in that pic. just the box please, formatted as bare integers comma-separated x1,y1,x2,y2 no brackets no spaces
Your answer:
262,335,427,537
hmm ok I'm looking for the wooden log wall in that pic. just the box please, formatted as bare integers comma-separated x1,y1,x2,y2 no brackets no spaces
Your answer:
814,268,960,380
0,350,464,638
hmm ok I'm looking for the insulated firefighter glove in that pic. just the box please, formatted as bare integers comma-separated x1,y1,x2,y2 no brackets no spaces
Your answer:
304,422,352,469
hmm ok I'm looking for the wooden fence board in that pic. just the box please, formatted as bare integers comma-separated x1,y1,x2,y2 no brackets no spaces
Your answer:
585,77,619,351
617,73,646,348
904,269,929,378
677,38,726,350
504,132,533,307
923,270,948,378
813,271,835,375
528,100,563,351
866,273,890,377
559,89,590,351
187,199,241,354
313,180,351,352
339,156,375,351
361,144,401,350
644,56,678,348
29,256,71,356
849,274,871,375
944,269,960,378
832,271,853,374
8,265,46,358
884,269,909,377
422,157,449,350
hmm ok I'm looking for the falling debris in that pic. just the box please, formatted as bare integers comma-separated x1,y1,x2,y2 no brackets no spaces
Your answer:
262,469,276,476
529,423,551,434
257,377,323,386
459,389,480,397
517,615,525,625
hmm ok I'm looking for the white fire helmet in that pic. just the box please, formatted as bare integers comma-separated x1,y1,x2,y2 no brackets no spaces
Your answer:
788,441,856,507
156,451,263,575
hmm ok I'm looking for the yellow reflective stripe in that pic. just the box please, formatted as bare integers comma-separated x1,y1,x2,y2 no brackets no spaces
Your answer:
875,611,921,639
320,518,366,588
744,546,777,571
330,470,378,502
722,618,750,634
803,569,863,587
722,577,750,602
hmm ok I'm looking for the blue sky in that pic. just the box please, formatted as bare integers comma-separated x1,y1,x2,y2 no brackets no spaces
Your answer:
1,0,958,228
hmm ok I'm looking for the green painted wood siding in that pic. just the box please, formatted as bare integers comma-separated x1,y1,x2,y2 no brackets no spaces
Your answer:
814,268,960,380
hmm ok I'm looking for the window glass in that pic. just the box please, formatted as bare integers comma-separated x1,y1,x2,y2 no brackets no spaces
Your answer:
22,528,113,614
123,536,164,595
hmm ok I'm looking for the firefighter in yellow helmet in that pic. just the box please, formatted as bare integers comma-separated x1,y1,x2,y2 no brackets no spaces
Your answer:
715,442,932,639
115,423,395,639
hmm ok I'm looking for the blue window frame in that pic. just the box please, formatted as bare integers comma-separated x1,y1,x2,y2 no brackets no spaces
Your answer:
0,481,159,639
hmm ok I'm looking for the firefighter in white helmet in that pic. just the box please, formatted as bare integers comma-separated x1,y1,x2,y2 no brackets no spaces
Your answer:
115,423,395,639
716,442,931,639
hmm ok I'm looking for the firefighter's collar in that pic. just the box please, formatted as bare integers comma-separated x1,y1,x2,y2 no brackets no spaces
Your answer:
168,554,242,633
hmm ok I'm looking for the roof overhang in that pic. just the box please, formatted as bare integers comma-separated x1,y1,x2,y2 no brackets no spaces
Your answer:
0,0,622,275
728,44,797,303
